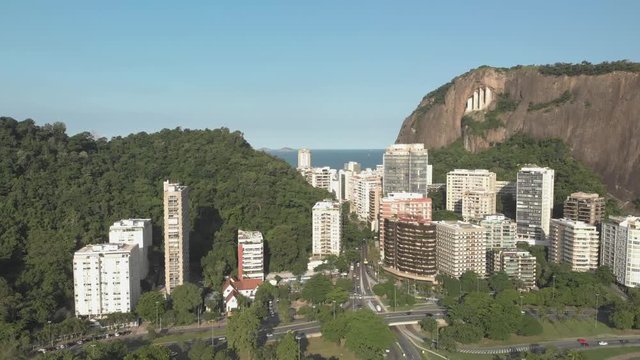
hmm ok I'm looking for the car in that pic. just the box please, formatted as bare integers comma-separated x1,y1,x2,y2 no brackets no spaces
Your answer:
76,340,83,345
598,341,608,346
57,344,66,350
266,333,273,337
37,349,47,354
521,310,526,314
406,311,412,315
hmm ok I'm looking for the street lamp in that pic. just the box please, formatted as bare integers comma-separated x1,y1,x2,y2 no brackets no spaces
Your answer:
155,301,159,329
595,293,600,328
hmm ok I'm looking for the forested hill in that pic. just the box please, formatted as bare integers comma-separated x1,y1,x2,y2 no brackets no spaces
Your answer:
0,118,327,337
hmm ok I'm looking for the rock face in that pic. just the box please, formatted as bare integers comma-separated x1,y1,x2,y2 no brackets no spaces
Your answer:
396,65,640,201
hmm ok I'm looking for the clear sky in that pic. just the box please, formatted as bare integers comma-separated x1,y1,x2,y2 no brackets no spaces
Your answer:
1,1,638,149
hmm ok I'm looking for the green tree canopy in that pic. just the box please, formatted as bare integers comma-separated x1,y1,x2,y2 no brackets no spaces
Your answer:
226,307,261,357
301,274,332,304
276,332,299,360
136,291,166,323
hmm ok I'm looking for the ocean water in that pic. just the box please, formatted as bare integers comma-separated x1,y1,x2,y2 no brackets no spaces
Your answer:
266,149,384,170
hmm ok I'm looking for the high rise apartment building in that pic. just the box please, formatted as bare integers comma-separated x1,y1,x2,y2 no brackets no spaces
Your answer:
297,148,311,169
446,169,496,213
601,216,640,287
480,214,517,249
237,230,264,281
549,218,599,272
73,243,141,317
488,249,537,290
461,190,496,221
383,144,432,196
383,218,437,280
109,219,152,279
516,167,555,244
563,192,605,226
300,167,335,192
352,169,382,222
378,193,431,258
164,181,189,295
435,221,486,278
312,200,342,257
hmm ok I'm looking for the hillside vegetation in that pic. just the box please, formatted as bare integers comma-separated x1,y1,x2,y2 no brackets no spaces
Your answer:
0,118,327,347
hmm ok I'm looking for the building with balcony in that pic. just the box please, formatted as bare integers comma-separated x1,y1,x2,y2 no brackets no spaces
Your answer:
164,180,189,295
549,218,599,272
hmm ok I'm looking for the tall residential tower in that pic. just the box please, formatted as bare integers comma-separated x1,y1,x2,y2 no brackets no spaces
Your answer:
383,144,432,196
516,166,555,245
312,200,342,257
164,181,189,295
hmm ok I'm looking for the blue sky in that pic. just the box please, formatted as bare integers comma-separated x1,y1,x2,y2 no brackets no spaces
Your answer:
1,1,638,149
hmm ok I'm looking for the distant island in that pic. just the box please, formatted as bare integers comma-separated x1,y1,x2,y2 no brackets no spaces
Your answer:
259,147,295,152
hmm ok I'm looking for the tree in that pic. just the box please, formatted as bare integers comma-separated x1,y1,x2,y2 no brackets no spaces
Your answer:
137,292,166,323
278,299,293,324
344,310,394,360
335,278,353,292
595,266,615,285
610,307,634,329
321,316,349,343
276,332,299,360
253,282,276,319
124,345,171,360
489,272,513,293
172,283,203,314
188,340,214,360
227,307,261,357
85,341,128,360
419,316,438,337
301,274,332,304
326,287,349,305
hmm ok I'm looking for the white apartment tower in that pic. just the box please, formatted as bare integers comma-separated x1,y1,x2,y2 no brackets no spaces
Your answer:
297,148,311,169
516,166,555,245
164,181,190,295
480,214,517,249
73,243,141,317
446,169,497,213
312,200,342,257
435,221,486,278
601,216,640,287
383,144,432,196
237,230,265,281
109,219,152,279
549,218,599,272
352,169,382,222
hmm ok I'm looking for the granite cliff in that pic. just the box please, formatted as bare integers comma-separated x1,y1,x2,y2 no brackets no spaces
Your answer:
396,61,640,201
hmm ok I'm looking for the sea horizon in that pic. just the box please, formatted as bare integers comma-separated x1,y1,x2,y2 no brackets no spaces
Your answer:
265,148,385,170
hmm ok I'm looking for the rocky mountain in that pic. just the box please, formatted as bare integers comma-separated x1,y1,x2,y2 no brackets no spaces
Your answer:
396,61,640,201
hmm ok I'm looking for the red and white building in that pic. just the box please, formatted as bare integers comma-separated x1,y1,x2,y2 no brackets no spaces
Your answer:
222,230,265,313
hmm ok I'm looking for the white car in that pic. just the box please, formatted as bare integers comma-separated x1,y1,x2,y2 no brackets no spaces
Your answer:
598,341,608,346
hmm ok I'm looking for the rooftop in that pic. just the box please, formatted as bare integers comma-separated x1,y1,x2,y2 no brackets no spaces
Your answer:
567,192,603,200
110,219,151,228
75,243,136,255
238,230,264,243
313,200,341,210
163,180,188,192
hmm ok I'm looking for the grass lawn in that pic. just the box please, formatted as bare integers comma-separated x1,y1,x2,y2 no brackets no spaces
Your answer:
424,347,640,360
477,319,640,347
304,337,357,360
583,346,640,360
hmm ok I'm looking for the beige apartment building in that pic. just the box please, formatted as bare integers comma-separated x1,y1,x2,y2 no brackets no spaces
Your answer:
461,189,496,221
435,221,486,278
563,192,605,226
549,218,599,272
164,181,190,295
446,169,496,213
488,248,537,290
